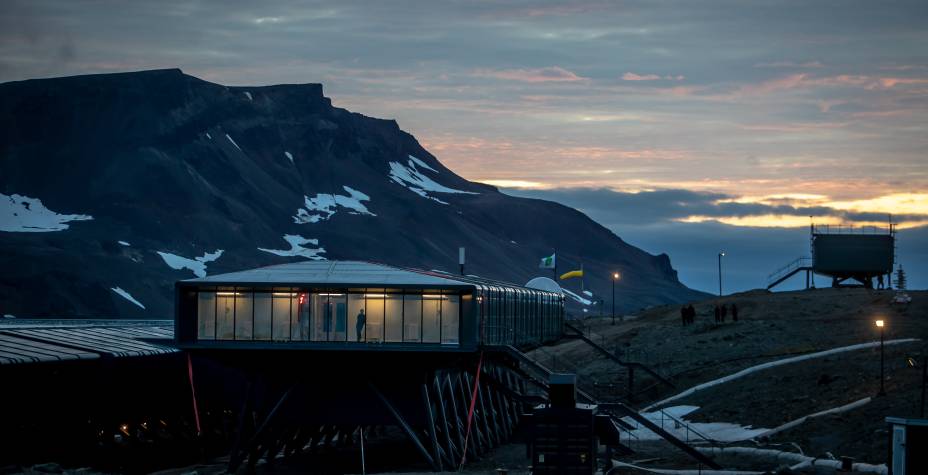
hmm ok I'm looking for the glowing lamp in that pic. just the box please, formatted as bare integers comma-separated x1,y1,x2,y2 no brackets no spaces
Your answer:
876,319,884,328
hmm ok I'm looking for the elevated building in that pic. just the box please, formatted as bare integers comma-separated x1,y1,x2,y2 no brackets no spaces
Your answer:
175,260,564,350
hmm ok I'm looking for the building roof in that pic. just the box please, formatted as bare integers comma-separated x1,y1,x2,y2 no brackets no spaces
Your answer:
0,320,176,365
183,260,563,295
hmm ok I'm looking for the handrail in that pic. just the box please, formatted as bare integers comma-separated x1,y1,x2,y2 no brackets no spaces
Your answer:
767,256,811,281
563,322,675,390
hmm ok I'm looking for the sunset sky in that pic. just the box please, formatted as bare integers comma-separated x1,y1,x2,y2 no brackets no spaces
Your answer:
3,0,926,291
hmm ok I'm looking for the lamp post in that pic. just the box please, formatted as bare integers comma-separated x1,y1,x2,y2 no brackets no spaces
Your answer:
612,272,620,325
876,319,886,396
718,252,725,297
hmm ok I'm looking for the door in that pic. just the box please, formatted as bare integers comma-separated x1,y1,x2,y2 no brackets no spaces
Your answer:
892,424,906,475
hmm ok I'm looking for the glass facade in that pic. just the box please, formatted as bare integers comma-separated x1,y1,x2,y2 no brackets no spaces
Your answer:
190,283,562,348
194,289,464,345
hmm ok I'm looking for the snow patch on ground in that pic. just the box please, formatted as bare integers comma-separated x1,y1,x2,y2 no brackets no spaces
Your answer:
156,249,224,278
259,235,326,260
205,132,212,139
1,193,93,232
625,405,768,442
284,151,293,163
243,91,253,101
645,338,921,411
111,287,145,309
118,240,131,246
225,134,241,151
611,460,764,474
293,186,375,223
388,155,476,204
562,288,592,305
3,314,16,319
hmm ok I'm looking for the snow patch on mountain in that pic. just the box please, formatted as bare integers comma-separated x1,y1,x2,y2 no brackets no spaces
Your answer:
156,249,224,278
284,151,293,163
225,134,241,151
111,287,145,309
259,235,326,260
293,186,375,223
1,193,93,232
407,154,438,173
388,155,476,204
243,91,253,101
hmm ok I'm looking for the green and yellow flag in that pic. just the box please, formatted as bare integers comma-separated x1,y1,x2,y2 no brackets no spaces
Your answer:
539,253,556,269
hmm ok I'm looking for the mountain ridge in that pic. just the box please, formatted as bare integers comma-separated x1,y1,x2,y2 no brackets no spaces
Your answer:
0,69,708,317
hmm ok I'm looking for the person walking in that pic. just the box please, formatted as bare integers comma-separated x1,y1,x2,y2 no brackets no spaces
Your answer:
681,305,688,326
355,308,366,342
714,304,720,323
688,304,696,324
720,303,727,323
731,303,739,322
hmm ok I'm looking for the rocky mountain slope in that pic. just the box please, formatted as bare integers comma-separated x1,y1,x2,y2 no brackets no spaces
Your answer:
0,69,707,317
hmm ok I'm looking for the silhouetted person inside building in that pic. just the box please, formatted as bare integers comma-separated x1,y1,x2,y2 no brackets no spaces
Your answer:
356,308,366,342
731,303,738,322
688,304,696,324
714,304,721,323
878,274,885,290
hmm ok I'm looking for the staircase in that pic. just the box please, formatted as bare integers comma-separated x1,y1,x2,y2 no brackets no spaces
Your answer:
767,256,813,290
490,345,722,470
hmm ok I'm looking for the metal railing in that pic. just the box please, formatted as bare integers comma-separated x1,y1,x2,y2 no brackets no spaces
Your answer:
767,256,811,285
812,223,893,235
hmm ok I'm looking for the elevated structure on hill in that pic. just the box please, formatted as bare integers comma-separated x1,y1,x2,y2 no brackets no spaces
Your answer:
768,222,896,290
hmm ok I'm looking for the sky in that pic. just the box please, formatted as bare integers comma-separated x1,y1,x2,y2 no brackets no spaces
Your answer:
2,0,926,292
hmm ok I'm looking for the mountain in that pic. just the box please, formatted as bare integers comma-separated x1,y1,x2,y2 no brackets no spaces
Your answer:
0,69,708,318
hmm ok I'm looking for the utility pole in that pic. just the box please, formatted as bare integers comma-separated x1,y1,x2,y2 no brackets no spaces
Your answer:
612,272,620,325
718,251,725,296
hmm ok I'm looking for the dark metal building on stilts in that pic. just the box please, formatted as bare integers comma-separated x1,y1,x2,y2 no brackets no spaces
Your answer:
174,260,566,471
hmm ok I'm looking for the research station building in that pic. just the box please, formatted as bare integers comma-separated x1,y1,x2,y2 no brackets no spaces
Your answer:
174,260,565,351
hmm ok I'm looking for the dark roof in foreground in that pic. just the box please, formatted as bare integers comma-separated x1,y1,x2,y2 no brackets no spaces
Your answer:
0,319,176,365
183,260,564,295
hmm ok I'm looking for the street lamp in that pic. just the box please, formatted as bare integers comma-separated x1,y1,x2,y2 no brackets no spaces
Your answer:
718,252,725,297
612,272,620,325
876,319,886,396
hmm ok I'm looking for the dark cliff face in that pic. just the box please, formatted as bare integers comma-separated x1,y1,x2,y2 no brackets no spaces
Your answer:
0,69,707,317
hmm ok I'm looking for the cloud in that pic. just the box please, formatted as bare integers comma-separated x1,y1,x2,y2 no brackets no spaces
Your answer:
754,61,824,69
622,72,685,81
503,187,928,228
472,66,587,83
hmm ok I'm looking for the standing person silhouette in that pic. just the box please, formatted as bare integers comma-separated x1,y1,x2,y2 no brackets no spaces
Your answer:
720,303,727,322
356,308,366,342
714,304,721,323
731,303,739,322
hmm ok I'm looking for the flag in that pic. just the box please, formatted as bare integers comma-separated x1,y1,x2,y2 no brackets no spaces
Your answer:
559,269,584,280
539,253,556,269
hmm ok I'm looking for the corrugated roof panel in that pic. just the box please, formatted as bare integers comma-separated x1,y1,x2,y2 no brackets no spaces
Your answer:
0,333,100,364
0,321,177,364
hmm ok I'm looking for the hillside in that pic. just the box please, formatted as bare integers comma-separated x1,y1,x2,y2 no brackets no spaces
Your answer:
532,287,926,471
0,69,706,317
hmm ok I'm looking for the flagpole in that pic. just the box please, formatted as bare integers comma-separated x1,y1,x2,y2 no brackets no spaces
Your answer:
553,249,557,280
